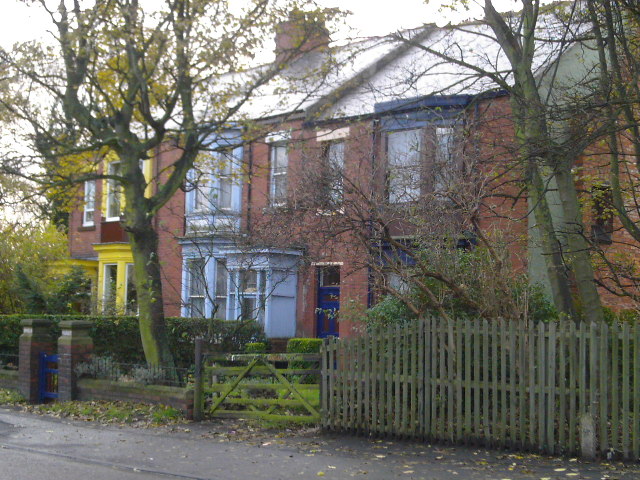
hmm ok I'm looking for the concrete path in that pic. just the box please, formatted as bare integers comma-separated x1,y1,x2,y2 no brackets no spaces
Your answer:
1,408,639,480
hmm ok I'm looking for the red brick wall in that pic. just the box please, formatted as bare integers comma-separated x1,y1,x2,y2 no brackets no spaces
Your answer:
151,145,185,317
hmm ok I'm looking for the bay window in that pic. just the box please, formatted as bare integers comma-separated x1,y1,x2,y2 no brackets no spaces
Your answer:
187,258,206,317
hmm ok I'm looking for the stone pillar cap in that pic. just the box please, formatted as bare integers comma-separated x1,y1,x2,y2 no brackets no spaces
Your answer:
20,318,55,328
59,320,93,330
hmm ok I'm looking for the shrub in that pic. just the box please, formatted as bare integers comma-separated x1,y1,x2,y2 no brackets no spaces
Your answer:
131,365,169,385
75,356,122,381
0,314,266,366
245,342,268,353
286,338,322,384
286,338,323,354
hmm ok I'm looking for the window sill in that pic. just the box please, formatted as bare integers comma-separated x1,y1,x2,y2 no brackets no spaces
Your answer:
78,224,96,231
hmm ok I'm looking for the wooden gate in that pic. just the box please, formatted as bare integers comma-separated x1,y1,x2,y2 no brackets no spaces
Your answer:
193,340,320,423
38,352,58,402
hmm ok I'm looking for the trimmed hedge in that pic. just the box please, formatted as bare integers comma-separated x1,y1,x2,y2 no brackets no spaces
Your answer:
0,315,266,367
245,342,268,353
286,338,323,354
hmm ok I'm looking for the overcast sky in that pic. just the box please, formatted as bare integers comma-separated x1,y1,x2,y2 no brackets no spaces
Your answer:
0,0,521,48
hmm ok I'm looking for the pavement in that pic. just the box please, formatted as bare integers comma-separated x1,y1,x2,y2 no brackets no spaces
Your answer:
1,408,639,480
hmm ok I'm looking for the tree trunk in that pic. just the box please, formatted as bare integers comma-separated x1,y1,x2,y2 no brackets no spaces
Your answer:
122,156,175,368
554,165,604,322
527,162,576,316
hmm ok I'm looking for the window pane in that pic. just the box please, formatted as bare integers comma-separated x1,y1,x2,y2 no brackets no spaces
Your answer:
241,297,257,320
434,127,455,193
214,298,226,319
241,269,258,293
83,180,95,225
125,263,138,315
106,162,122,218
320,266,340,287
388,130,421,168
217,178,232,210
189,259,206,296
387,130,422,203
270,145,288,203
273,175,287,202
325,142,344,203
103,264,117,312
193,174,210,211
190,298,205,317
215,260,227,295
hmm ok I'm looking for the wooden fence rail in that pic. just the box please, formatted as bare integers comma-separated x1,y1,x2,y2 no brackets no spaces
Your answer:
320,318,640,460
193,338,321,424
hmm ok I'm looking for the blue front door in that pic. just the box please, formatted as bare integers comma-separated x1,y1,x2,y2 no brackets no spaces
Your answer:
316,266,340,338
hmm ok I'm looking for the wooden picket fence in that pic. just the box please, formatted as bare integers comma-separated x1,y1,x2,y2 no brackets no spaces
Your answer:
320,318,640,460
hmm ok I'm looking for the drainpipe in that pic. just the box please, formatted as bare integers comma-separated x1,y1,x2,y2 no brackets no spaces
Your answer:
367,118,380,308
246,141,253,235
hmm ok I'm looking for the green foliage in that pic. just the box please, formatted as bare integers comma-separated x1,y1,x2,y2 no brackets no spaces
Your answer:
602,307,639,324
286,338,322,384
525,283,560,323
0,223,68,314
365,295,417,330
46,267,92,314
0,314,265,366
286,338,323,354
14,266,48,313
0,315,22,355
245,342,268,353
15,266,92,315
0,388,25,405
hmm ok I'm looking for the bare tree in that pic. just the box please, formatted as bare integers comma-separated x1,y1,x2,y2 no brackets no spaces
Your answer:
0,0,338,366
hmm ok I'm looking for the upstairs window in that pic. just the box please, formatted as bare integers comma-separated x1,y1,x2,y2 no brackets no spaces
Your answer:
270,143,288,206
192,172,211,213
186,149,241,217
386,124,460,203
83,180,96,226
216,152,234,212
322,141,344,205
434,127,455,195
106,161,122,220
387,129,423,203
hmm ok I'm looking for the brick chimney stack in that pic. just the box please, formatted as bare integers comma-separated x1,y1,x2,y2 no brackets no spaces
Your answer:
274,9,330,66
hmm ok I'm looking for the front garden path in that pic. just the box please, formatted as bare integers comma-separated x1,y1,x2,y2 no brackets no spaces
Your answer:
1,408,639,480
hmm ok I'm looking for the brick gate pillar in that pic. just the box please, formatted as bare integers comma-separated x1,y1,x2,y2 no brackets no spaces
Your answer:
57,320,94,402
19,318,56,403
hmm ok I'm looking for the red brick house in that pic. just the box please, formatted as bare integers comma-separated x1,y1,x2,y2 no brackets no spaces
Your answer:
64,14,636,339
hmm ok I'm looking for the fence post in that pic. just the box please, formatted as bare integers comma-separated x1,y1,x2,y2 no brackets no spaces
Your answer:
57,321,94,402
193,337,204,422
18,318,55,403
320,337,328,425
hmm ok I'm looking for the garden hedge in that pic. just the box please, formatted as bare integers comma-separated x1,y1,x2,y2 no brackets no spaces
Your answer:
0,314,265,367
